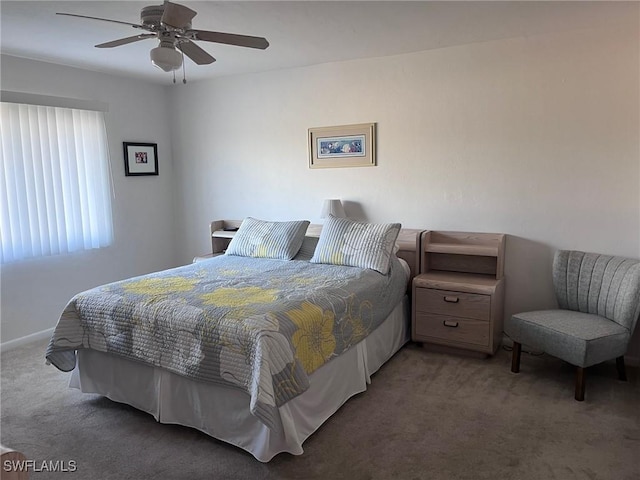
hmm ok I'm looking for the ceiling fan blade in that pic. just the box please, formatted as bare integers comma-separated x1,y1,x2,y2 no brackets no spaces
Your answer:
189,30,269,50
161,1,197,29
56,12,145,30
177,40,216,65
96,34,156,48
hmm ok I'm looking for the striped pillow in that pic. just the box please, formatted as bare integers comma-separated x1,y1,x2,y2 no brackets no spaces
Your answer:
310,215,401,274
293,235,320,261
225,217,310,260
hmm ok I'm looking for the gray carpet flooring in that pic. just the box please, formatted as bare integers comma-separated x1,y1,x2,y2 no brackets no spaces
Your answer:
1,338,638,480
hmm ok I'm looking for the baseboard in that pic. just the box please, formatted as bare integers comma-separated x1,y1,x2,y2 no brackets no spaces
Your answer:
1,327,54,352
625,356,640,367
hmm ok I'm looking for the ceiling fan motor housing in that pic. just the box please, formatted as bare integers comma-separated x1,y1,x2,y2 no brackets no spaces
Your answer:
141,4,191,30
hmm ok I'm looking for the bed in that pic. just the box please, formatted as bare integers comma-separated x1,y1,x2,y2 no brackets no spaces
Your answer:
46,216,421,461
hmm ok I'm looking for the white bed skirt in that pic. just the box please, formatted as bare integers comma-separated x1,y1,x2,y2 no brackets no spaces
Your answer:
69,297,409,462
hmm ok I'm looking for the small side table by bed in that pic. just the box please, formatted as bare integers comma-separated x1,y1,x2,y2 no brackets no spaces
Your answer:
192,220,241,263
411,231,505,356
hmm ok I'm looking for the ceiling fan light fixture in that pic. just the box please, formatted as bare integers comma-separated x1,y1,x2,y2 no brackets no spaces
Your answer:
150,45,182,72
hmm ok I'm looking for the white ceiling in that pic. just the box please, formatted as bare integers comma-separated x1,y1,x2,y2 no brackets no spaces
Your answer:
1,1,635,85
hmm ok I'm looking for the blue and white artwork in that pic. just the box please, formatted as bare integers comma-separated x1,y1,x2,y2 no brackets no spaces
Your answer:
317,135,366,158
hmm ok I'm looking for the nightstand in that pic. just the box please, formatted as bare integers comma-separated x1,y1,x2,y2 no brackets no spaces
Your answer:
193,220,242,263
210,220,241,254
411,231,505,355
193,253,222,263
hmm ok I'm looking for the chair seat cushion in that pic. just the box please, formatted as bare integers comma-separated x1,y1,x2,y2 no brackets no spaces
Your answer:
505,310,630,368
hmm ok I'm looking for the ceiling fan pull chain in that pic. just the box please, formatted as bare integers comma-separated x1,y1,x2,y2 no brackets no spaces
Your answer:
182,50,187,84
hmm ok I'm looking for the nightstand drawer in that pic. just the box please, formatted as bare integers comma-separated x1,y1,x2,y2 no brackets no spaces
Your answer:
414,313,490,347
415,288,490,321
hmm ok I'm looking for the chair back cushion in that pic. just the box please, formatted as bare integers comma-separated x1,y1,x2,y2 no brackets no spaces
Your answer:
553,250,640,332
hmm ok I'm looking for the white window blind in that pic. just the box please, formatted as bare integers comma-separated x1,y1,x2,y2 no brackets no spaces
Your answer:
0,102,113,263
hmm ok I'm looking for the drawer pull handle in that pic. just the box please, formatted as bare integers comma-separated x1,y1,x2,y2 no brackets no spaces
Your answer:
444,296,459,303
443,320,459,328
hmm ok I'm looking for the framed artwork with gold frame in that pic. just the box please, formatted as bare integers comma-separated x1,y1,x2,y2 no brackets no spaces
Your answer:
308,123,376,168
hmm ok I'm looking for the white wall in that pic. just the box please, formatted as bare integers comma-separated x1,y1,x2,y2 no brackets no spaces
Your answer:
2,17,639,357
0,55,179,344
169,22,640,356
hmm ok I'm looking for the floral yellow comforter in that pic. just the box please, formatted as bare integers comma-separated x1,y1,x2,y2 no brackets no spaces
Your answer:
46,254,408,431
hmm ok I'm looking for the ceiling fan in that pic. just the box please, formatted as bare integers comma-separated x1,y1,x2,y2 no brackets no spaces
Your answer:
57,1,269,76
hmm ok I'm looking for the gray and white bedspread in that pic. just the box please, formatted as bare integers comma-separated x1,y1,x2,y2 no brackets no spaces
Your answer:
46,255,407,431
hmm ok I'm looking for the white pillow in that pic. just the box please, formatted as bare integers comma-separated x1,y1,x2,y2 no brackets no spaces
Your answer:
310,215,401,274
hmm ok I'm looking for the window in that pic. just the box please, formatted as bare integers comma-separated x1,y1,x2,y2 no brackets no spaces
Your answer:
0,101,113,263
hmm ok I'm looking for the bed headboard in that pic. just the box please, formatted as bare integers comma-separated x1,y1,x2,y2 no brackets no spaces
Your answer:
395,228,423,283
210,220,423,285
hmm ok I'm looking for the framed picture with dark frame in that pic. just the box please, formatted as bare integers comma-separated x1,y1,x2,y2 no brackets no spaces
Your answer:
123,142,158,176
308,123,376,169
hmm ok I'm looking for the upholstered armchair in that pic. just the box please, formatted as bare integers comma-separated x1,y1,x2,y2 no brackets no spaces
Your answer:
506,250,640,401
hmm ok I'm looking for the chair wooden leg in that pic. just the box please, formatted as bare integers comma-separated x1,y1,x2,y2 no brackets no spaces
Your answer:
511,342,521,373
575,367,585,401
616,356,627,382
